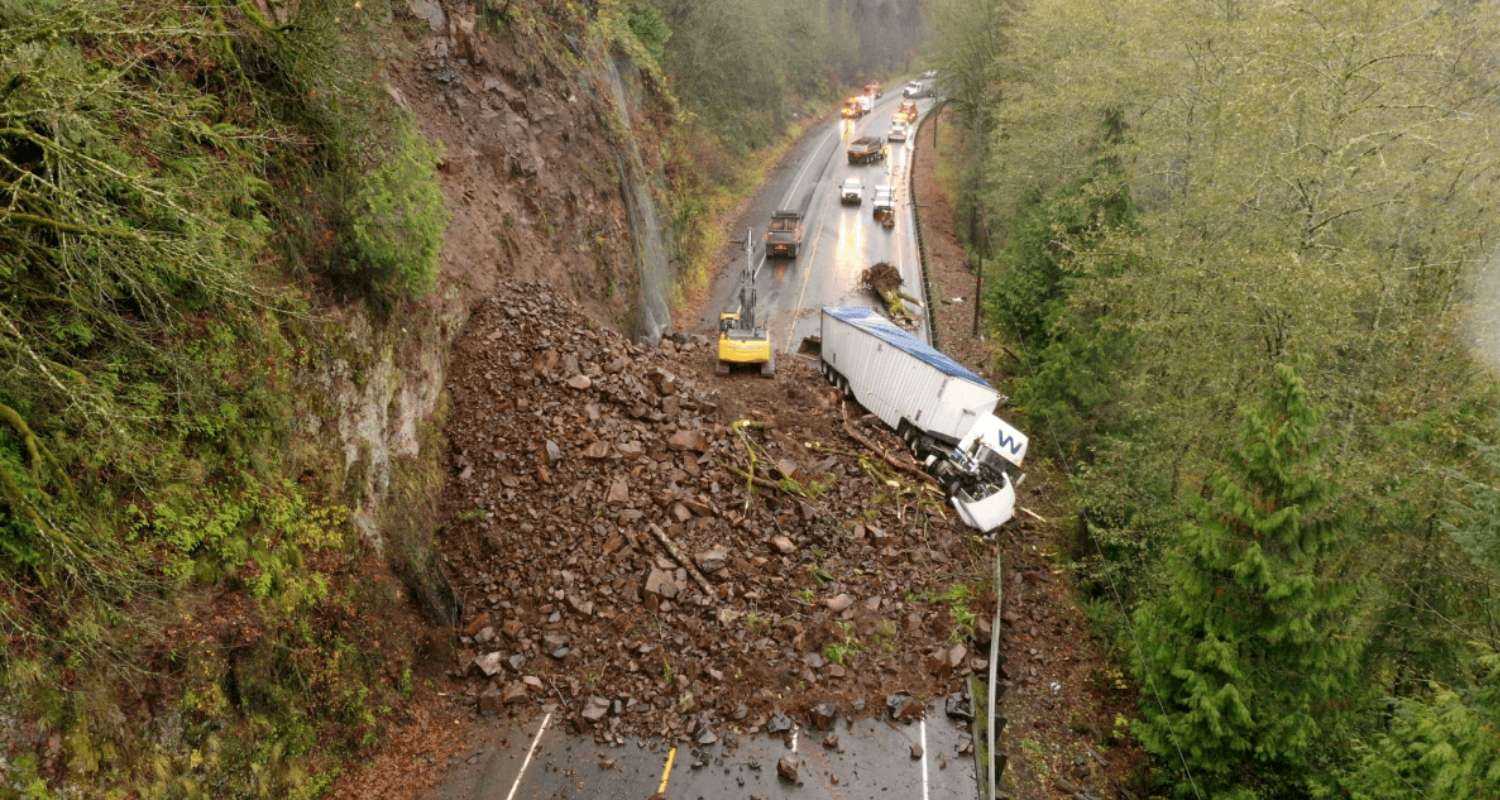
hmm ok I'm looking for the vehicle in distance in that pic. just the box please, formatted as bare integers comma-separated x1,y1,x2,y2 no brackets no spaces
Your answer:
858,94,873,114
922,69,937,79
887,122,908,142
897,99,919,124
840,177,865,205
872,185,895,228
764,210,803,258
902,80,928,98
864,81,882,98
819,306,1030,532
847,136,887,165
841,96,865,119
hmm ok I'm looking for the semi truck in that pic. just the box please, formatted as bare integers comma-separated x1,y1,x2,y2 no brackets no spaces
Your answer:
819,306,1029,532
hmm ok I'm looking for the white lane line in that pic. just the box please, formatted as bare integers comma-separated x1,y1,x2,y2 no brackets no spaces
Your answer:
919,717,930,800
503,711,552,800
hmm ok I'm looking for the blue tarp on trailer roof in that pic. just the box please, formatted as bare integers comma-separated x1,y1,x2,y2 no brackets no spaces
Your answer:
823,306,990,388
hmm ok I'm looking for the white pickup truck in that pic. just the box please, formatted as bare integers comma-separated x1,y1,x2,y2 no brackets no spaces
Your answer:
819,306,1028,532
840,177,865,205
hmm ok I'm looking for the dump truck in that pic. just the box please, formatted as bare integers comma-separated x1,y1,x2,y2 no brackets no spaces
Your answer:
847,137,887,165
764,210,803,258
819,306,1029,532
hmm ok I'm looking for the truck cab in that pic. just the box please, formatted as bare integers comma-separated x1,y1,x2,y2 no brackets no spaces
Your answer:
841,97,864,119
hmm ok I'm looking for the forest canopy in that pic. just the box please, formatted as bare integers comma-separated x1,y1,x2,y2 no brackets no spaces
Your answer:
929,0,1500,796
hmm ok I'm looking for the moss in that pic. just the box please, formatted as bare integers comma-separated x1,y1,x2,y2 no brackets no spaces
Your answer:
0,0,445,794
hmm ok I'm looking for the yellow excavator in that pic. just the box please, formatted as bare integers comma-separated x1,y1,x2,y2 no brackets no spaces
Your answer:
716,229,775,378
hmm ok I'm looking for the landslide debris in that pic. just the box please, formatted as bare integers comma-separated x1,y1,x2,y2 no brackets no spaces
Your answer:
438,282,988,743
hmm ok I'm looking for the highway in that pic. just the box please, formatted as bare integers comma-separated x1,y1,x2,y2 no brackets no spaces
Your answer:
699,91,936,350
422,89,978,800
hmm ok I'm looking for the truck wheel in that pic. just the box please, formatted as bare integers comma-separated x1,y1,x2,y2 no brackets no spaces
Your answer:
715,361,730,376
760,354,776,379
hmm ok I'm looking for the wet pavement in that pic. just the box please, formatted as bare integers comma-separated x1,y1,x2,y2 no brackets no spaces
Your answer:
428,700,976,800
701,92,935,349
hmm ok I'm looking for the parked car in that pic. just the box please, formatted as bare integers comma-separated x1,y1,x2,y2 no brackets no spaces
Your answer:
840,177,865,205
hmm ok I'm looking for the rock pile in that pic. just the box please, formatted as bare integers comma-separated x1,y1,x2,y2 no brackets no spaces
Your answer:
439,282,989,743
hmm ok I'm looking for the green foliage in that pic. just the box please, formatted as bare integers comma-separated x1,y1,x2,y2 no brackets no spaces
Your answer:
936,0,1500,790
1131,365,1360,797
622,1,670,65
988,152,1135,452
345,118,447,301
0,0,432,794
1347,650,1500,800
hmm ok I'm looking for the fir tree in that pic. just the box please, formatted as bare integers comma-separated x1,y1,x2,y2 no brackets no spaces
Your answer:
1132,364,1359,798
1347,649,1500,800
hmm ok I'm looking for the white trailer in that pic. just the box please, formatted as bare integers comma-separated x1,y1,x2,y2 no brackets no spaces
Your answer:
819,306,1029,532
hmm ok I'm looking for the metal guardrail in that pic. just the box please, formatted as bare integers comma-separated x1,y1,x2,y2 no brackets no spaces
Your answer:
908,99,946,351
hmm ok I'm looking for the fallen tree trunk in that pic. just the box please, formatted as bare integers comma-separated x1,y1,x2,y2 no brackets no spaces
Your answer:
839,397,940,488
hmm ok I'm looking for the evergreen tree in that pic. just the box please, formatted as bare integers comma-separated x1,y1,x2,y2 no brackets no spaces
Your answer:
1131,364,1360,798
1347,650,1500,800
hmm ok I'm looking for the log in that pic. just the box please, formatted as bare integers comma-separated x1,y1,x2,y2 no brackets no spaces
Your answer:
646,523,716,596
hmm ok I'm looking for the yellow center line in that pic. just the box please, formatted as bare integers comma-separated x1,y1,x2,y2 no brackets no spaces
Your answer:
656,745,678,795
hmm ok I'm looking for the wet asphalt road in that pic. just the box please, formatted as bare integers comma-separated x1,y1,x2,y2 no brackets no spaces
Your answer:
700,92,935,349
428,700,976,800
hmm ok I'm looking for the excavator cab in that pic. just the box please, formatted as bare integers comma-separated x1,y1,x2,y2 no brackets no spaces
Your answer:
716,232,775,378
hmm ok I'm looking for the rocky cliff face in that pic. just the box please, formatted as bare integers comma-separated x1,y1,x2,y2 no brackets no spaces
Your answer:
314,2,679,620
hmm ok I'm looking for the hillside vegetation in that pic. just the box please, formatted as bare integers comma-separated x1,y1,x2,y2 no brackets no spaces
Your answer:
0,0,450,794
932,0,1500,797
